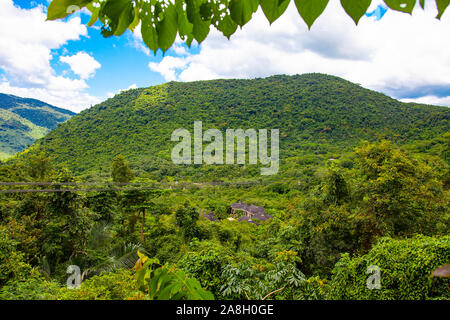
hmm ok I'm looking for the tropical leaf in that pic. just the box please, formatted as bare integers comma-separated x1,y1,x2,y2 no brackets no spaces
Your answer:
294,0,329,29
260,0,291,24
436,0,450,19
340,0,371,25
383,0,416,14
229,0,260,27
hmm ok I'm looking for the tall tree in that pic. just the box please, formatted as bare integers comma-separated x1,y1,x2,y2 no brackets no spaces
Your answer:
355,140,447,238
111,154,134,184
175,202,200,240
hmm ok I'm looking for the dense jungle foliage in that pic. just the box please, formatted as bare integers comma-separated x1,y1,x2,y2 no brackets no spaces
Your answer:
0,74,448,300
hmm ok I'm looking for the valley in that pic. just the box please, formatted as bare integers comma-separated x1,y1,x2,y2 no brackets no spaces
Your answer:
0,74,448,300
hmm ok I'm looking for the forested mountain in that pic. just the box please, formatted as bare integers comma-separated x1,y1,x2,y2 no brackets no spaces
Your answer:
22,73,449,178
0,93,75,159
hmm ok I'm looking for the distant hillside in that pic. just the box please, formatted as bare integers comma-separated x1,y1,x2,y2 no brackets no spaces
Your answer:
20,74,449,178
0,93,75,159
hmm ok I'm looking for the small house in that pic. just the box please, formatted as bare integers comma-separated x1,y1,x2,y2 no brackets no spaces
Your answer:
230,202,272,224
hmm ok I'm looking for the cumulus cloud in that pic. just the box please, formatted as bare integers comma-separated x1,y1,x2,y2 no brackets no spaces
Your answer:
60,52,101,79
149,56,191,81
0,0,101,112
106,84,138,98
401,95,450,107
148,0,450,106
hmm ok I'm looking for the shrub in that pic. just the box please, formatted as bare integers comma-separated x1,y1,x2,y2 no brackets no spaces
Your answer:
328,235,450,300
57,269,138,300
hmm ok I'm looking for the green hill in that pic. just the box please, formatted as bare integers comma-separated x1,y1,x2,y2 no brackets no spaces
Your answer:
0,93,75,159
19,73,449,178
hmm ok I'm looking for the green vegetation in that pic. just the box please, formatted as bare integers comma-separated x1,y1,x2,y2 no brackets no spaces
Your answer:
0,93,75,160
47,0,449,54
0,74,448,300
329,235,450,300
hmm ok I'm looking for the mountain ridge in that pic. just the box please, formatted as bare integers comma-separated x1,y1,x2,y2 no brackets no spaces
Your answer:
0,93,75,159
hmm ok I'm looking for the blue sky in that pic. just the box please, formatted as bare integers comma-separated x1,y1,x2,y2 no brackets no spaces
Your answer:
1,0,449,112
15,0,169,98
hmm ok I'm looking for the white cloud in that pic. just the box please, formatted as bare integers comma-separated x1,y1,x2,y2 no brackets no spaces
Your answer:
107,84,138,98
149,56,191,81
171,39,189,56
0,0,101,112
149,1,450,106
401,95,450,107
126,84,138,90
60,52,101,79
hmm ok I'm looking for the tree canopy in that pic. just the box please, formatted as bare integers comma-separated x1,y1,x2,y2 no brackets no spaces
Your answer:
47,0,449,54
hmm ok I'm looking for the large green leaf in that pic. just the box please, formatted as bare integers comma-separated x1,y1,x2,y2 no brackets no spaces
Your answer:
186,0,211,43
100,0,135,37
436,0,450,19
383,0,416,14
199,2,213,20
47,0,92,20
229,0,260,27
128,5,142,32
86,3,99,27
176,0,194,44
340,0,371,25
157,4,178,53
294,0,329,29
217,15,238,39
260,0,291,24
140,3,159,53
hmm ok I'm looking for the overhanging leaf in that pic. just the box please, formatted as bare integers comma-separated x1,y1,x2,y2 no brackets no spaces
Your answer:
186,0,211,43
157,4,178,53
229,0,260,27
140,2,159,53
383,0,416,14
46,0,448,55
176,0,194,45
176,0,194,38
86,3,100,27
128,4,141,32
100,0,135,37
217,15,238,39
436,0,450,19
199,2,213,20
260,0,291,24
294,0,329,29
341,0,371,25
